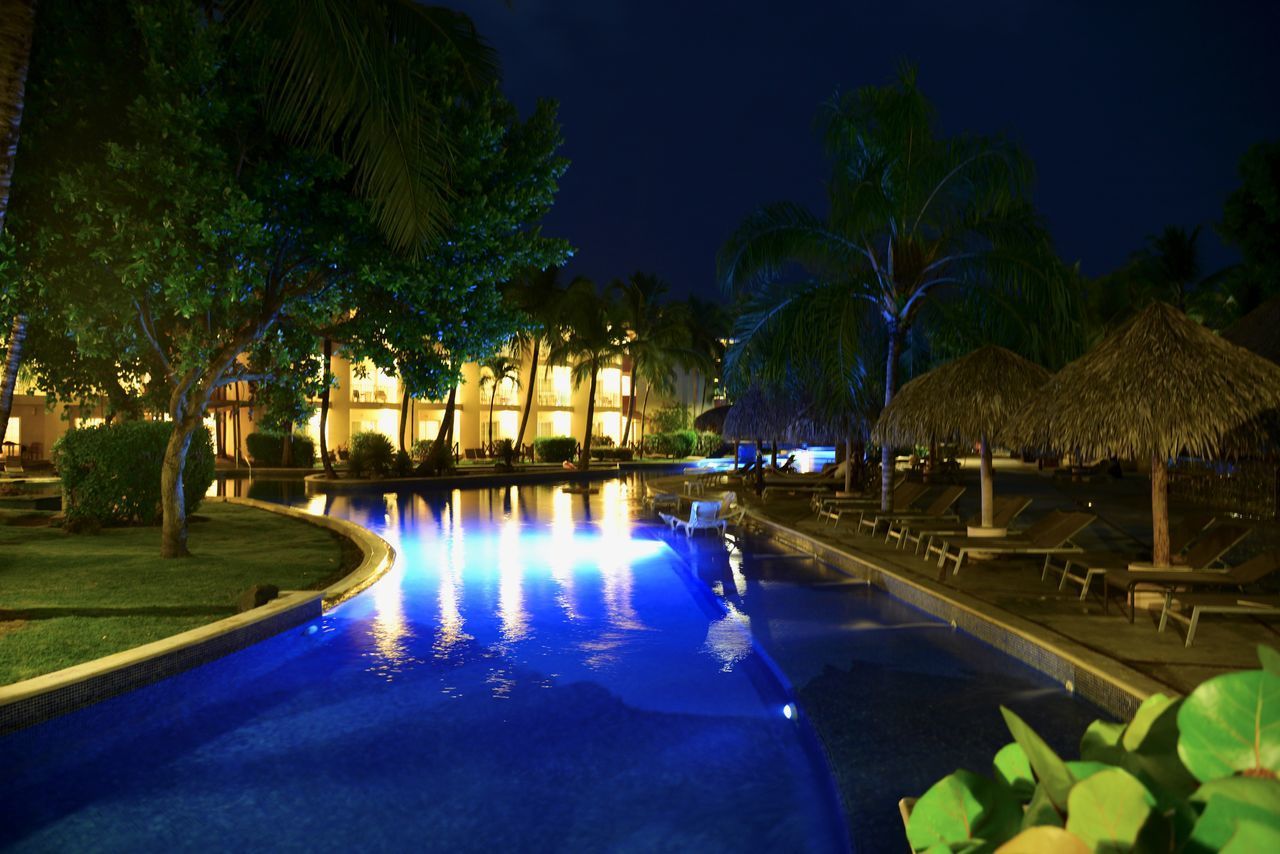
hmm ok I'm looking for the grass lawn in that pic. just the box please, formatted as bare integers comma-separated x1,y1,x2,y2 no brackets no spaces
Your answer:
0,502,359,685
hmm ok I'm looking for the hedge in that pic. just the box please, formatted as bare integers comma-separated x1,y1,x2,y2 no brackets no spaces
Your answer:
533,435,577,463
53,421,216,525
589,447,634,462
644,430,695,459
245,431,316,467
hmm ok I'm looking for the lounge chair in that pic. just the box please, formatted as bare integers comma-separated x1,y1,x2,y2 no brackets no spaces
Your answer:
815,480,924,526
1101,531,1261,622
660,498,733,538
1156,553,1280,644
1056,518,1245,604
930,510,1096,580
858,485,965,537
894,495,1033,554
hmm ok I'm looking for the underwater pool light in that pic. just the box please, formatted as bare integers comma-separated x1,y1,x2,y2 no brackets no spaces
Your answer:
782,703,794,720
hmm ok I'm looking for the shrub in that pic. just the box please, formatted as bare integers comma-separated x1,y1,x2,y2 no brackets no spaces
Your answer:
494,438,517,469
348,431,394,477
589,447,634,462
410,438,434,464
591,433,615,448
904,644,1280,852
246,431,316,467
54,421,216,525
645,431,694,459
694,431,722,456
651,404,690,433
415,438,455,476
533,435,577,463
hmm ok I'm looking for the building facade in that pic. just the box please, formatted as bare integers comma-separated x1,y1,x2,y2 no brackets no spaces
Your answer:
4,350,714,465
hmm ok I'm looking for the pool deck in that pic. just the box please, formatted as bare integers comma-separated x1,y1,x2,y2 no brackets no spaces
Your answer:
664,459,1280,707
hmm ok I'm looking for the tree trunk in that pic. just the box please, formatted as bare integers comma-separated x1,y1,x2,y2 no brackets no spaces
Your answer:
770,441,778,471
733,439,740,472
160,417,200,558
638,385,650,458
979,434,994,527
880,324,903,512
398,388,410,453
0,0,36,449
580,368,597,471
1151,453,1170,566
621,364,637,446
231,381,243,466
319,338,336,478
281,420,293,467
0,315,25,446
515,338,539,450
436,384,456,451
213,387,226,456
488,387,497,455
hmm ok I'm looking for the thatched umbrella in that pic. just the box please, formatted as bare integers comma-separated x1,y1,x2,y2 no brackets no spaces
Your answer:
872,346,1051,530
1004,301,1280,565
1224,293,1280,366
693,404,731,434
723,384,796,488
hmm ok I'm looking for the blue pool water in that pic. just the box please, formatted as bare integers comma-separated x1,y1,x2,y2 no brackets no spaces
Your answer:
0,475,1104,851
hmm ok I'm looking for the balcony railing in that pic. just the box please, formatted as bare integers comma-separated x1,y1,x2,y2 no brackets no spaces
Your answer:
538,390,571,407
492,389,521,407
594,393,621,409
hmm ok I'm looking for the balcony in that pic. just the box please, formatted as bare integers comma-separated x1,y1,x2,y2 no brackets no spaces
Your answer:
491,388,522,407
594,392,621,409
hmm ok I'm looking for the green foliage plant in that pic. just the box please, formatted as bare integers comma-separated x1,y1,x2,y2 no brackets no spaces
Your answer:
533,436,576,464
410,439,434,464
905,645,1280,852
54,422,215,526
348,431,394,477
651,404,691,433
589,447,633,462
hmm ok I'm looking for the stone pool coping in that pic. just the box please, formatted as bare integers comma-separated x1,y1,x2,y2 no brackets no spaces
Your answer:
0,497,395,734
744,511,1166,720
302,461,686,493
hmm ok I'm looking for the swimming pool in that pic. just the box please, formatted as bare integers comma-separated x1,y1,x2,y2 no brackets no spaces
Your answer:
0,475,1102,851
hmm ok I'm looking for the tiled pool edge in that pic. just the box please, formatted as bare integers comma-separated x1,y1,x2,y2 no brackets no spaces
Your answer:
0,499,395,734
746,513,1168,720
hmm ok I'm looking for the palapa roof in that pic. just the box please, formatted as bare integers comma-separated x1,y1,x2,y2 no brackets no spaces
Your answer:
721,384,794,441
693,404,731,434
1003,301,1280,460
872,345,1050,447
1223,293,1280,366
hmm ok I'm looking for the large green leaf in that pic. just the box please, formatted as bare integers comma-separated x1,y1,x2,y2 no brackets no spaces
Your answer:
1001,707,1074,810
1259,644,1280,677
1021,783,1063,830
1123,693,1181,753
907,770,1022,851
1080,719,1126,764
1220,817,1280,852
1064,760,1111,781
993,743,1035,800
1187,777,1280,851
994,826,1089,853
1178,670,1280,782
1064,767,1156,850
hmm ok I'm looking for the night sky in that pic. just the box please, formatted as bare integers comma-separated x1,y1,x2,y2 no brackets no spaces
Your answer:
458,1,1280,300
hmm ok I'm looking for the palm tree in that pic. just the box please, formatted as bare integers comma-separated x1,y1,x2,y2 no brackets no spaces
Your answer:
616,272,700,448
0,0,494,470
503,266,564,451
545,278,626,471
719,66,1060,510
478,354,521,454
0,0,37,450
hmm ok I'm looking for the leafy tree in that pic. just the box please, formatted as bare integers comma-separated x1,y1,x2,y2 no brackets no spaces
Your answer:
0,0,37,448
719,66,1062,509
0,0,495,462
545,278,626,471
1219,140,1280,314
12,3,395,556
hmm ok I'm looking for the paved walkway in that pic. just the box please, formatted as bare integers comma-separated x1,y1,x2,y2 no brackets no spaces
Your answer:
696,458,1279,696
